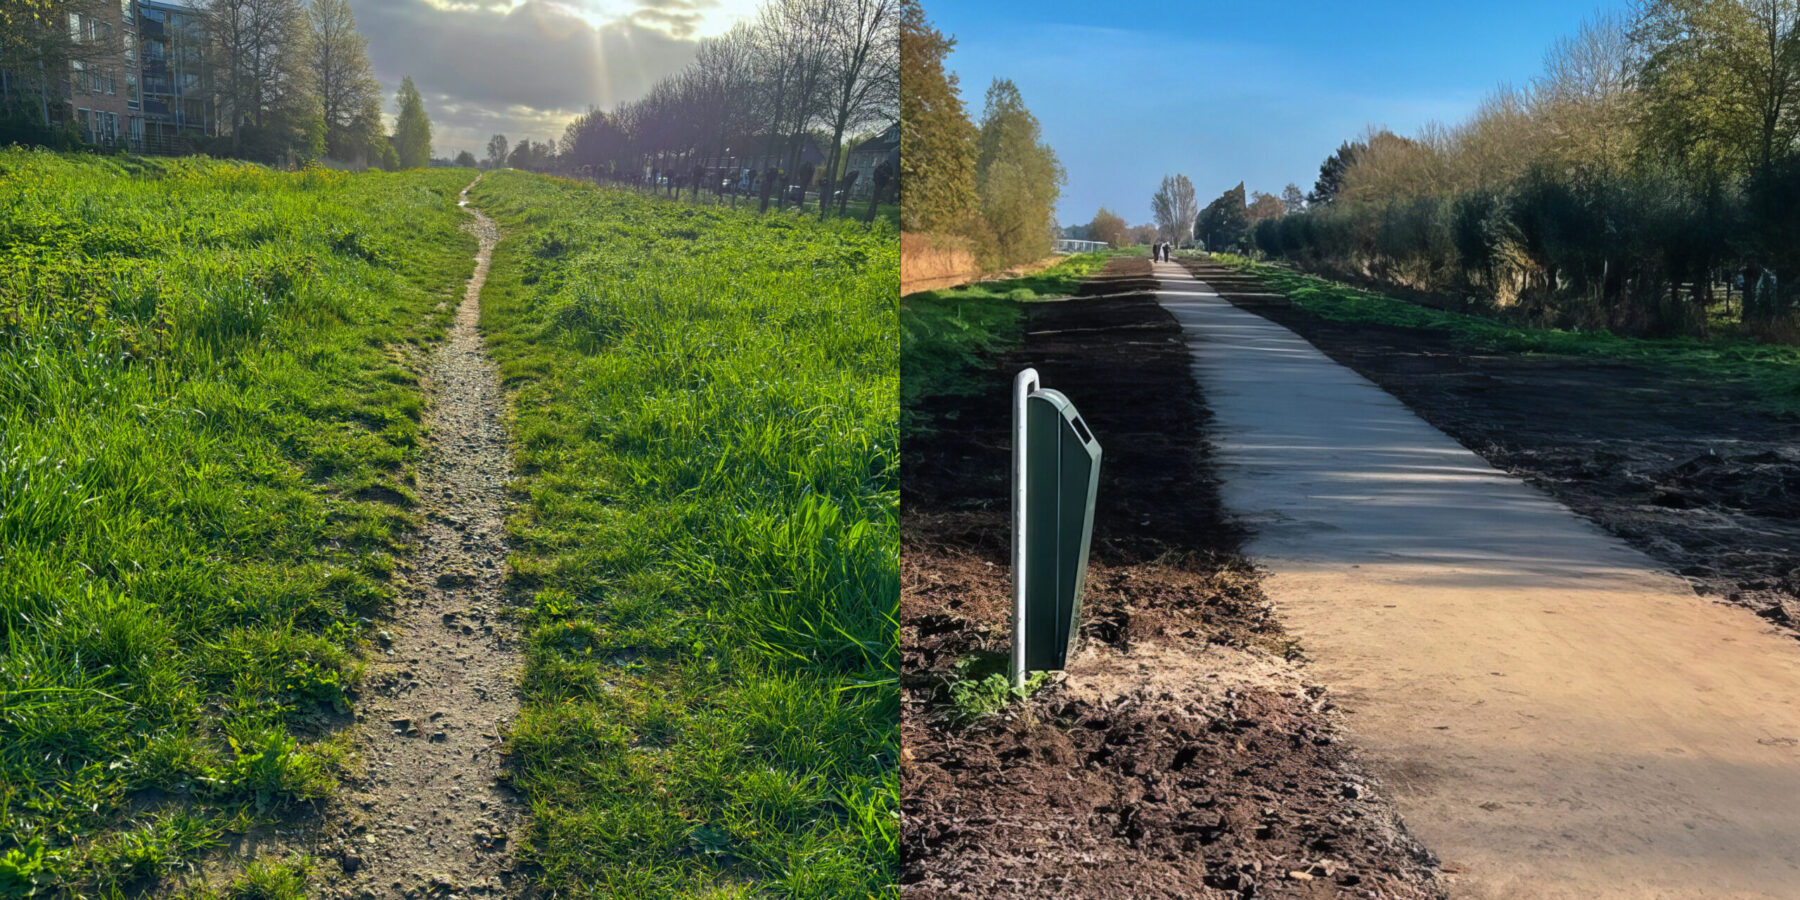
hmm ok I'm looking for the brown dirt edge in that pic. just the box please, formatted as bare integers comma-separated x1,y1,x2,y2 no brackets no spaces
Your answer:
901,250,1063,296
1179,257,1800,633
900,257,1445,899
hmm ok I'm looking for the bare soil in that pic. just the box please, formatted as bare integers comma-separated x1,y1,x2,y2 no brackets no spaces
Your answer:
1180,258,1800,629
305,179,529,899
900,257,1444,899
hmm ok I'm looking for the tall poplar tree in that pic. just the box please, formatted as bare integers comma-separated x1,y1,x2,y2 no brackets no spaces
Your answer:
974,78,1063,264
392,75,432,169
899,0,977,233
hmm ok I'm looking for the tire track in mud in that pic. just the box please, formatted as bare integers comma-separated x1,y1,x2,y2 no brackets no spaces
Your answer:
316,176,528,899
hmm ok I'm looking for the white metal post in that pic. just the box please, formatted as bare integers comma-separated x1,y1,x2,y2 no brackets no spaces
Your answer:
1011,368,1040,690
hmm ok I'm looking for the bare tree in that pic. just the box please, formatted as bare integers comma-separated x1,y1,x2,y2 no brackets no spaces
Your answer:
306,0,379,163
816,0,899,219
530,0,902,217
1535,11,1639,177
206,0,308,157
754,0,834,210
1150,174,1198,245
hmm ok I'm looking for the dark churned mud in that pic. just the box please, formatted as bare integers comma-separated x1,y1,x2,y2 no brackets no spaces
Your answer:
307,178,530,899
1180,258,1800,631
900,257,1444,899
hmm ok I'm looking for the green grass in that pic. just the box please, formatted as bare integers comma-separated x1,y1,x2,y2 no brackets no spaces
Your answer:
467,172,897,898
900,250,1121,438
1213,253,1800,416
0,149,476,895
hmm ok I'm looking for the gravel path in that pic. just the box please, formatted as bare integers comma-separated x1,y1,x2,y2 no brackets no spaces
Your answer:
1155,259,1800,898
316,176,528,899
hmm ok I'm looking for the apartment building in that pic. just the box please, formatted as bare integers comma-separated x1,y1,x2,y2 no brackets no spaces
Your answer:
31,0,213,152
135,0,213,151
64,1,133,147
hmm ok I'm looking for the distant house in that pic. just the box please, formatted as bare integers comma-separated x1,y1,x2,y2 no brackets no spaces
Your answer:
845,123,898,199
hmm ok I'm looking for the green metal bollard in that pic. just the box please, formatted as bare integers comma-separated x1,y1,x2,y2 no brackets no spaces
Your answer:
1011,369,1103,687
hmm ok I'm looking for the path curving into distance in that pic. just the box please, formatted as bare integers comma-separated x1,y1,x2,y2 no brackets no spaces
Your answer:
322,176,527,898
1152,258,1800,898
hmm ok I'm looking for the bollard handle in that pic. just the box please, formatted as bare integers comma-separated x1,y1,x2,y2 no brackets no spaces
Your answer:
1011,368,1040,690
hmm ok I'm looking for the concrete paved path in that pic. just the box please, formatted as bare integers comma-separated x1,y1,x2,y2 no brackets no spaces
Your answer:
1152,259,1800,898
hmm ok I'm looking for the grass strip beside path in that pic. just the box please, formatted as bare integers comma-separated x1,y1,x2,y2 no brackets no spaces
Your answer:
469,172,898,898
1212,253,1800,416
900,250,1124,439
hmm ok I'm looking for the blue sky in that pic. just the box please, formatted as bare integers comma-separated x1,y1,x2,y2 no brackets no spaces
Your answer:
929,0,1623,226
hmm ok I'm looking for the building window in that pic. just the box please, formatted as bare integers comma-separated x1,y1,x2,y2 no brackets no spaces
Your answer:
121,0,132,22
126,74,138,109
71,59,85,93
130,116,144,142
107,70,116,94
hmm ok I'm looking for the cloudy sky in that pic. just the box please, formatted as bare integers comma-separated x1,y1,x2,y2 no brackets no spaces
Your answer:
349,0,762,159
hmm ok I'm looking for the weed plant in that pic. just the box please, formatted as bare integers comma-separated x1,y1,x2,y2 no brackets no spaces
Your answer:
0,150,475,894
467,172,898,898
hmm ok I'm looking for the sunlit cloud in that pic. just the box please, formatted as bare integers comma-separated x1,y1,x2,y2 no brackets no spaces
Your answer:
351,0,757,158
412,0,759,38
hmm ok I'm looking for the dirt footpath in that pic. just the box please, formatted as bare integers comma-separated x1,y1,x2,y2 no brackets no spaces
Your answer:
1161,258,1800,898
901,258,1443,898
310,178,528,899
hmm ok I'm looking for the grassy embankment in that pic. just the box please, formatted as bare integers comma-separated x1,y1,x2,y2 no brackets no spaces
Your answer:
0,151,476,895
468,171,897,898
1213,253,1800,415
900,250,1122,437
578,182,898,227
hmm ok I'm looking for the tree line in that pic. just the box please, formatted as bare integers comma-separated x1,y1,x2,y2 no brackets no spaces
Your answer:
1252,2,1800,337
1,0,433,168
900,0,1064,268
493,0,898,220
1066,180,1300,251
